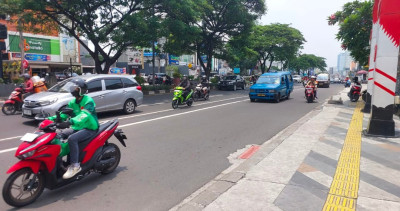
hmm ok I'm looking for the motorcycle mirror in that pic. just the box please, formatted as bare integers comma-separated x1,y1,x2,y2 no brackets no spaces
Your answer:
61,108,74,116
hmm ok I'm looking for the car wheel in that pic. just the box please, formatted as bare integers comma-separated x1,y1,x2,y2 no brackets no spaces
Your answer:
242,84,245,90
286,92,290,100
250,98,255,102
275,94,280,103
123,99,136,114
233,84,237,91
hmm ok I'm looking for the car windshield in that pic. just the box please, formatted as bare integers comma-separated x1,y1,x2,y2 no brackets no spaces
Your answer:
256,76,280,84
48,79,75,93
317,75,329,80
223,76,236,80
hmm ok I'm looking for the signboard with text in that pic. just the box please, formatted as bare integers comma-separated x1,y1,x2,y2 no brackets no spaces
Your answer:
25,54,50,61
9,35,60,56
169,55,179,65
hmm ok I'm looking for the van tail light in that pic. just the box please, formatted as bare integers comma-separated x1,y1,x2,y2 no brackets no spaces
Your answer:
136,86,142,91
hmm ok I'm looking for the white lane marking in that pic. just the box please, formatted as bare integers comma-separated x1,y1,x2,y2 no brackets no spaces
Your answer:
0,96,247,149
0,136,23,142
100,96,247,123
140,94,229,107
0,147,17,154
119,99,248,128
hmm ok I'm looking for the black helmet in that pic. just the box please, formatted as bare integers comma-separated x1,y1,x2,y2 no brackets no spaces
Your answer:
353,77,358,82
69,78,87,96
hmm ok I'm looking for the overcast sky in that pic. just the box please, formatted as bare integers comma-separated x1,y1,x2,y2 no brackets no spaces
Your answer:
260,0,354,68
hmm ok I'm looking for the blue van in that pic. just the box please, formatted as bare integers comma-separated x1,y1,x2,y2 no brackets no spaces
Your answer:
249,72,294,103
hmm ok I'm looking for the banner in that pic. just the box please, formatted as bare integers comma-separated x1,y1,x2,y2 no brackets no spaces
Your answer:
25,54,50,61
9,35,60,55
169,55,179,65
109,67,126,75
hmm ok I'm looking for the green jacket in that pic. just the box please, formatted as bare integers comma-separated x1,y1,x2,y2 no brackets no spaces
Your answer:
48,95,99,131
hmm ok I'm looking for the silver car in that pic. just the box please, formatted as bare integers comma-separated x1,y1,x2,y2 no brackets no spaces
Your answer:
22,74,143,120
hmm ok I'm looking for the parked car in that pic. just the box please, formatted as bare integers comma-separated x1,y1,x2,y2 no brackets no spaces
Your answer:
249,72,294,103
293,75,302,83
316,73,330,88
147,73,172,85
218,75,245,91
22,74,143,120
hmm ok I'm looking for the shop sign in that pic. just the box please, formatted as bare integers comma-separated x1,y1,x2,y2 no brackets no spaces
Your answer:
169,55,179,65
25,54,50,61
234,67,240,74
9,35,60,55
109,67,126,75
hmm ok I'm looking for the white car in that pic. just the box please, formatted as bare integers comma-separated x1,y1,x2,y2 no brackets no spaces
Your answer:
293,75,302,83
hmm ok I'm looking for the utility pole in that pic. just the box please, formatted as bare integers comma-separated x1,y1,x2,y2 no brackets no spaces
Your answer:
18,20,24,74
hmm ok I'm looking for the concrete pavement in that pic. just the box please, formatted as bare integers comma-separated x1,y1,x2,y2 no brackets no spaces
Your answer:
172,88,400,211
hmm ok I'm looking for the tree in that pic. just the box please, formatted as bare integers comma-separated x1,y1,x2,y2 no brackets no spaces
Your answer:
328,0,373,66
221,33,258,75
249,24,305,74
0,0,158,74
289,54,327,74
163,0,266,78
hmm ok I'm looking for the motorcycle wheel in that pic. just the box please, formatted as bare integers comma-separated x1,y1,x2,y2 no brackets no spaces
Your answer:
354,95,359,102
2,103,17,115
2,168,45,208
307,96,313,103
193,92,199,102
172,100,179,109
204,92,209,100
100,143,121,175
187,98,193,107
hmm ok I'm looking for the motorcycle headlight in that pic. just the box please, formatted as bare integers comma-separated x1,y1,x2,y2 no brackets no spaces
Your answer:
269,90,275,93
18,150,36,159
39,98,58,106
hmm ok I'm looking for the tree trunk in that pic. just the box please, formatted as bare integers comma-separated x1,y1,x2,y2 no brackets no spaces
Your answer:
267,56,274,72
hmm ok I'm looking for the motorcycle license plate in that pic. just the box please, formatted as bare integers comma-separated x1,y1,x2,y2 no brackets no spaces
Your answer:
257,94,265,97
20,133,39,142
23,109,32,116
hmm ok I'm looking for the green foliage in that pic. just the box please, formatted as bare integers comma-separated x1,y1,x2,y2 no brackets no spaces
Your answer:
172,69,181,78
0,78,4,84
12,77,24,84
248,24,306,73
289,54,327,74
0,0,157,74
134,76,146,85
166,65,179,77
328,1,373,66
163,0,266,78
188,75,195,80
210,77,219,84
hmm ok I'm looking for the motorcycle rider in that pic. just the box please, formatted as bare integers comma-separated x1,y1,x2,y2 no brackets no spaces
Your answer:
350,77,362,93
179,75,192,99
200,75,209,95
305,75,317,98
22,73,34,99
47,78,99,179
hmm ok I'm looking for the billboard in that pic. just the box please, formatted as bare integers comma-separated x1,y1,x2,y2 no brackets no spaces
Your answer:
9,35,60,55
109,67,127,75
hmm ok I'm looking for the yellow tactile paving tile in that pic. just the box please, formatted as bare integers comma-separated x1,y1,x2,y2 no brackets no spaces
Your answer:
323,102,363,211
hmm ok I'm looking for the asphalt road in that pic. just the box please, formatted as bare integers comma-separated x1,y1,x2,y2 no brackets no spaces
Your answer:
0,84,344,210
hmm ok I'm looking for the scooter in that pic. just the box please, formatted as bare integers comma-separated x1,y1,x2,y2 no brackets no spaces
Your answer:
172,86,194,109
348,83,361,102
2,85,24,115
2,108,127,207
193,84,210,101
344,80,351,87
305,85,316,103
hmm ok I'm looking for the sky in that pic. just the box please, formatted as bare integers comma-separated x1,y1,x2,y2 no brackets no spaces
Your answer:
260,0,354,68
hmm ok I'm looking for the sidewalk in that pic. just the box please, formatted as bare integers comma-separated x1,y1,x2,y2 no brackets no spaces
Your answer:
171,88,400,211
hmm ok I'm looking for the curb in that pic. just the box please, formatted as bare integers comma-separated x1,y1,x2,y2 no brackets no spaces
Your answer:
170,88,347,211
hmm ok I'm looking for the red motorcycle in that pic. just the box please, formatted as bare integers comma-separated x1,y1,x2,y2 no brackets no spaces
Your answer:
305,85,316,103
2,85,24,115
348,83,362,102
2,108,127,207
